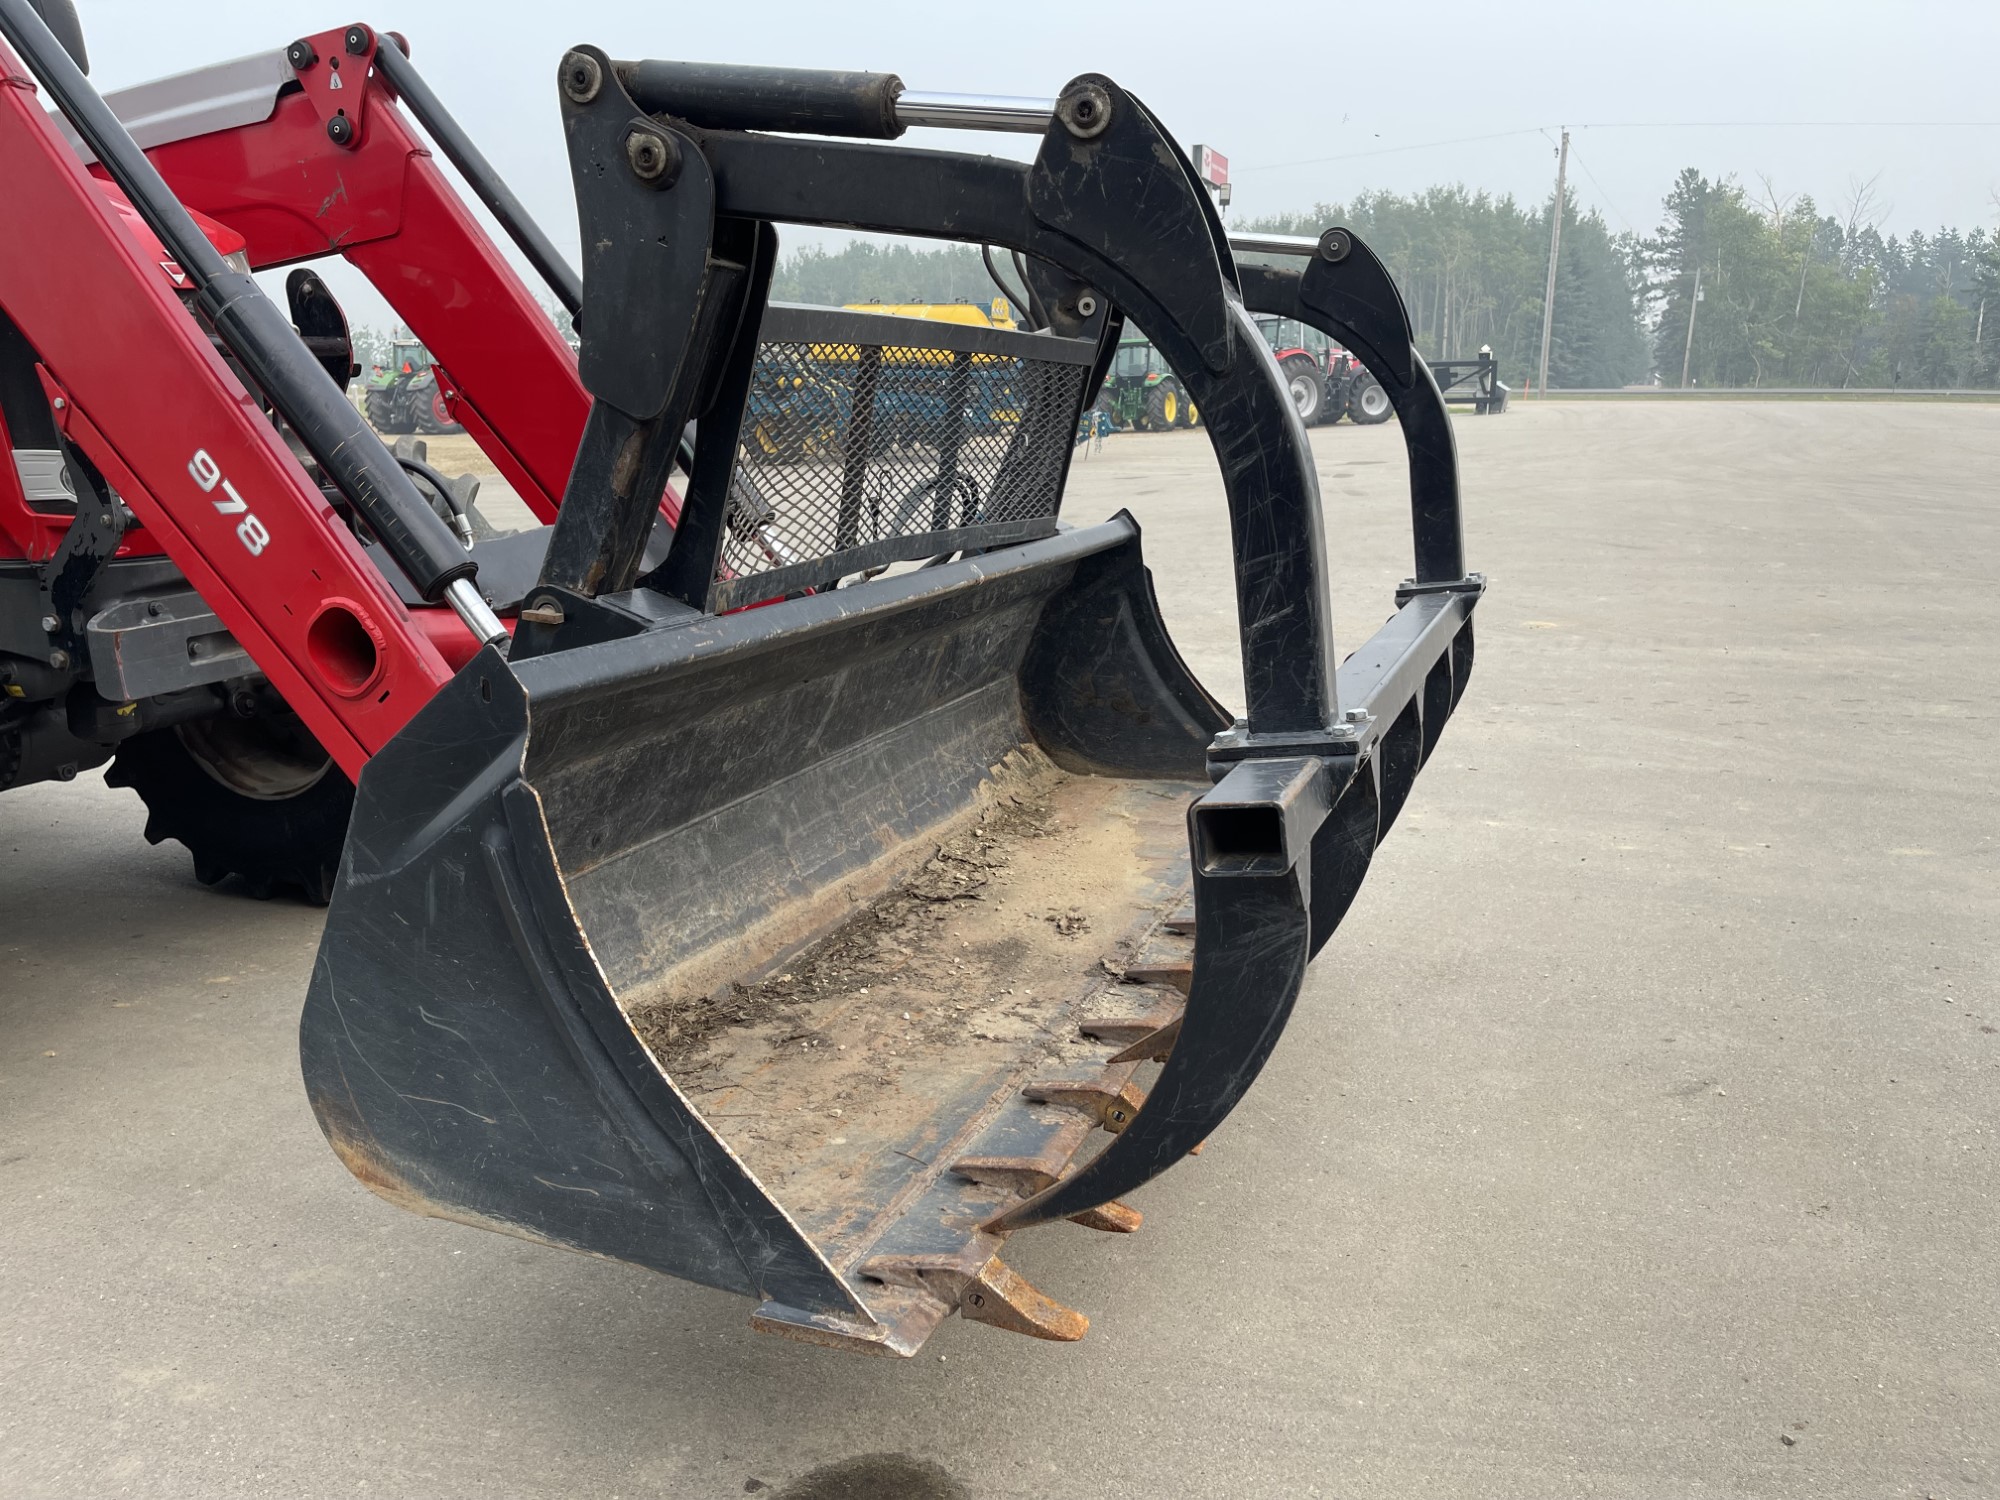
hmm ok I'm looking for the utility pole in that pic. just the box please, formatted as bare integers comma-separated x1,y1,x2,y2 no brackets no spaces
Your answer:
1535,128,1569,397
1680,262,1702,387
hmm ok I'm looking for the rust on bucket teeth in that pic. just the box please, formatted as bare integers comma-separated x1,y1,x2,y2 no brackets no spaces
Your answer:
1108,1014,1182,1066
952,1126,1144,1234
1022,1066,1148,1134
1078,1008,1181,1047
864,1246,1088,1343
1120,962,1193,995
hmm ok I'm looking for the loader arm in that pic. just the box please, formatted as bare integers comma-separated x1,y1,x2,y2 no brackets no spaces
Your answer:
0,11,507,777
57,26,590,522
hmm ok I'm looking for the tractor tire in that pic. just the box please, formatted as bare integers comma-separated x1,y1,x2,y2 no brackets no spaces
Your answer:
1348,376,1393,425
1281,355,1323,426
413,381,464,436
363,386,410,435
1145,381,1180,431
1178,394,1200,428
105,718,354,905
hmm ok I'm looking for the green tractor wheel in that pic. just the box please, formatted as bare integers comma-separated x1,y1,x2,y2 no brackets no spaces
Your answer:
363,384,410,435
1145,381,1179,431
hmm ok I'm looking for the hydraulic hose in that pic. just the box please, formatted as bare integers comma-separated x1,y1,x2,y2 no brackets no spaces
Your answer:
0,0,504,644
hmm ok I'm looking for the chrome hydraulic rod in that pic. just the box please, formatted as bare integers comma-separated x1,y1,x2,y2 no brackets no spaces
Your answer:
893,92,1054,133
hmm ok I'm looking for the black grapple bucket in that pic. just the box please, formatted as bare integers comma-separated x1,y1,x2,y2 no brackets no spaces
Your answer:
301,53,1484,1354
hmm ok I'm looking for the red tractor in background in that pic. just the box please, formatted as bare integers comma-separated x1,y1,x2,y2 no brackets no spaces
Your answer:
1258,313,1393,427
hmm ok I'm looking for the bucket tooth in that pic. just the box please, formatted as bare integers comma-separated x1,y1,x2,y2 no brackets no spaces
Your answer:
1023,1065,1147,1133
1078,1007,1181,1046
862,1249,1088,1342
1121,962,1193,995
1108,1014,1182,1065
1069,1199,1144,1234
951,1150,1143,1234
1161,910,1196,935
960,1260,1089,1341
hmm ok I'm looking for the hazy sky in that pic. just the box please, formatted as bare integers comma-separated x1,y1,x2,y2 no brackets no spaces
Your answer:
65,0,2000,327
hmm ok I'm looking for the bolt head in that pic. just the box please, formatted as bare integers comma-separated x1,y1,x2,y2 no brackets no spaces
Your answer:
560,51,603,106
1317,227,1353,263
51,396,65,411
47,649,69,671
54,762,77,782
1344,707,1370,724
39,614,59,633
1075,292,1099,319
625,126,680,185
1055,82,1113,140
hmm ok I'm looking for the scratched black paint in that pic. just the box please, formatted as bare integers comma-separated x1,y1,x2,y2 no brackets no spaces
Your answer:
297,41,1487,1350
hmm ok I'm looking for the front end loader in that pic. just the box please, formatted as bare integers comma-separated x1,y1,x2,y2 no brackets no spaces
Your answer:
0,6,1483,1355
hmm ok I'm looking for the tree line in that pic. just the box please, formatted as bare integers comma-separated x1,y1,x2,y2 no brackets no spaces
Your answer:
1646,170,1997,388
733,178,2000,390
1236,188,1648,389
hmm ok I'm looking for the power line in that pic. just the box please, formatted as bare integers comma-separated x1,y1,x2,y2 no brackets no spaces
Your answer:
1239,120,2000,175
1577,120,2000,129
1562,139,1639,235
1239,128,1548,174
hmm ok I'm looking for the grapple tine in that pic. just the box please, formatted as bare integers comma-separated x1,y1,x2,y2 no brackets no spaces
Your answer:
985,757,1359,1234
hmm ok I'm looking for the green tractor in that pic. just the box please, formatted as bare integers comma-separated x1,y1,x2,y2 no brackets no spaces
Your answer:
362,336,464,436
1096,335,1199,431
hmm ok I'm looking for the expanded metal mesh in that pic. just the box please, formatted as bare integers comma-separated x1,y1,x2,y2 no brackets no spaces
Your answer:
712,334,1088,605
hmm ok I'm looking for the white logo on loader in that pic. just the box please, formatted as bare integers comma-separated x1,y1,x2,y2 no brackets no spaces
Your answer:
187,449,271,556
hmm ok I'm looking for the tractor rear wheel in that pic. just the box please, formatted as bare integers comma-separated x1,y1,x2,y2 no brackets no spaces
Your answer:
363,386,409,435
413,382,464,436
105,717,354,904
1145,381,1180,431
1348,376,1393,424
1281,355,1323,425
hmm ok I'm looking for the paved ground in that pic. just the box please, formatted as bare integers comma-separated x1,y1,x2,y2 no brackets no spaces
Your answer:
4,402,1996,1499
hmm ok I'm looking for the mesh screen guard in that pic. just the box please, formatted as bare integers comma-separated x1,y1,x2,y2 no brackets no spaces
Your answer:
705,304,1097,610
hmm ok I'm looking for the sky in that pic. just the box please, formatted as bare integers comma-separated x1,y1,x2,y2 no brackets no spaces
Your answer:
56,0,2000,329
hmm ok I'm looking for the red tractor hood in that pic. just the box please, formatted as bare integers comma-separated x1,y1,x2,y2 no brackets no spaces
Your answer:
89,170,248,290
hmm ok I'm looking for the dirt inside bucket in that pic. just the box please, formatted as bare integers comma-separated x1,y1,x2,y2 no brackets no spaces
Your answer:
622,752,1197,1246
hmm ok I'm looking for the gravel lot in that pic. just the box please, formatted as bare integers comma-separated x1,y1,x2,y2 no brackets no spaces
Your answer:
3,400,1996,1498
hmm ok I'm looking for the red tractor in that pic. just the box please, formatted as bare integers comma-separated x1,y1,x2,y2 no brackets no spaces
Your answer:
1257,313,1393,427
1,0,1479,1354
